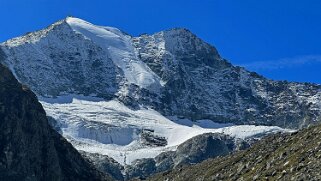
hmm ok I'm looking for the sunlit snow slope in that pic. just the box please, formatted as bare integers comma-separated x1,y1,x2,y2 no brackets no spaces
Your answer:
66,17,162,91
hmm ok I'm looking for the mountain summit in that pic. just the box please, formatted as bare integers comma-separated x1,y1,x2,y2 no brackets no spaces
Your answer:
1,17,320,129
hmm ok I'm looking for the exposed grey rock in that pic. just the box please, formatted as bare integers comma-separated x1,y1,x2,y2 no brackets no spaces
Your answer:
133,30,321,129
172,133,248,166
125,158,157,180
125,133,249,180
154,151,176,173
140,129,167,147
81,151,124,181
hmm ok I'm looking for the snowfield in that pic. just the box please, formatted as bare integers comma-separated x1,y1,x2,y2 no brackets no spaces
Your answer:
66,17,162,91
40,95,293,165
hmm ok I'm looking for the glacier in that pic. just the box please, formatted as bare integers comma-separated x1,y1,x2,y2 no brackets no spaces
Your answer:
41,95,291,165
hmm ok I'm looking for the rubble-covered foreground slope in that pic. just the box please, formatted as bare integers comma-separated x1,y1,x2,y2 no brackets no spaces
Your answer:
150,125,321,181
0,64,111,180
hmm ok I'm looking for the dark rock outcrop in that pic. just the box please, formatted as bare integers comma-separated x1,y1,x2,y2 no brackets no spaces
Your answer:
0,64,111,181
140,129,167,147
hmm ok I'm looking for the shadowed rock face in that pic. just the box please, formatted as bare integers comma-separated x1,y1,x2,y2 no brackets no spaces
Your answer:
80,151,124,181
0,64,111,181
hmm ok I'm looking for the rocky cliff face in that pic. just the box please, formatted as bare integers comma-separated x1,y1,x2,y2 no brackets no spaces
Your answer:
124,133,249,180
1,17,320,129
133,30,321,128
0,63,110,180
136,31,321,128
150,125,321,181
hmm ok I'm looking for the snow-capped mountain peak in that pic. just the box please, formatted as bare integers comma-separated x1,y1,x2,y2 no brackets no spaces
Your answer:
1,17,321,179
65,17,162,90
1,17,321,128
0,17,164,99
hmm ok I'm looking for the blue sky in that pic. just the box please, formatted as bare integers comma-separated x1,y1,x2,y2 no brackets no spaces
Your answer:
1,0,321,84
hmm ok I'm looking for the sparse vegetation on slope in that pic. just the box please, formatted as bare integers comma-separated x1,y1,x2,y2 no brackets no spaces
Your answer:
150,125,321,181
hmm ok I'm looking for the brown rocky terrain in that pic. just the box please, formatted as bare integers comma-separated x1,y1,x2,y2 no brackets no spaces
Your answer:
150,125,321,181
